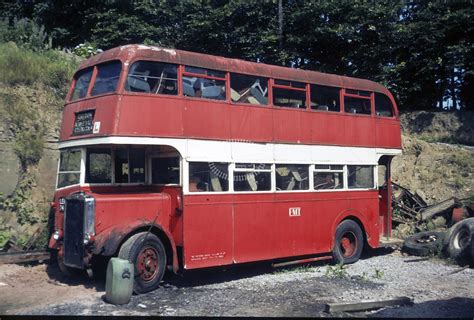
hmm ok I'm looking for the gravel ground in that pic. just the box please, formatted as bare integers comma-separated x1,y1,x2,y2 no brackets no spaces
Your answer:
1,248,473,317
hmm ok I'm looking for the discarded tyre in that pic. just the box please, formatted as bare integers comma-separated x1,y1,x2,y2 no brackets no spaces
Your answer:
402,231,445,256
444,218,474,262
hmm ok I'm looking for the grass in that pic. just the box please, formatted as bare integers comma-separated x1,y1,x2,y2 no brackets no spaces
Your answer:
0,42,77,96
325,263,348,278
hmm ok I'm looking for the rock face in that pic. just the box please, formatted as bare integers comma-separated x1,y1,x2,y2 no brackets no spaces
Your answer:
392,135,473,204
0,140,19,197
400,111,474,146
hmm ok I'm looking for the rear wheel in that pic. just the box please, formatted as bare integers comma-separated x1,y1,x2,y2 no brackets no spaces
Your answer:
332,220,364,264
118,232,166,294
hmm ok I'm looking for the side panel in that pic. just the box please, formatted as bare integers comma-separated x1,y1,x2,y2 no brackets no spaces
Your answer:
118,95,184,137
230,105,273,142
273,109,312,144
376,118,402,148
183,99,232,140
310,112,346,145
233,193,276,262
182,194,233,269
343,115,376,147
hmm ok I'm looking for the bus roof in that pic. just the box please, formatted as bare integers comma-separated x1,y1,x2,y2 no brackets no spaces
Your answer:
78,44,392,96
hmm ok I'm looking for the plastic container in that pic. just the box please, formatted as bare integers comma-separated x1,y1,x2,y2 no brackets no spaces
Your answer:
105,257,134,305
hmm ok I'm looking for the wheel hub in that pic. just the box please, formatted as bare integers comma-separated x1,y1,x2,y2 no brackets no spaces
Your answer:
137,246,159,282
340,231,357,257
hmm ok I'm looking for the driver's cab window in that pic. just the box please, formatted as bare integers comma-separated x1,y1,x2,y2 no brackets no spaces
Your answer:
151,156,180,184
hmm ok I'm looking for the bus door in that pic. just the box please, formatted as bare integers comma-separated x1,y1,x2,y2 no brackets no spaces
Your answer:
378,156,392,238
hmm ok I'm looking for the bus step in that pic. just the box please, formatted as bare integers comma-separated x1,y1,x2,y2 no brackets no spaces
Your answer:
379,237,404,247
271,255,332,268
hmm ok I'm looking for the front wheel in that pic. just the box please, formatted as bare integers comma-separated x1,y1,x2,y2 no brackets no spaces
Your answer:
332,220,364,264
118,232,166,294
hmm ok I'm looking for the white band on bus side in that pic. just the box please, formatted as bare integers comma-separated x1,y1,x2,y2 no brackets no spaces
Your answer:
58,136,401,165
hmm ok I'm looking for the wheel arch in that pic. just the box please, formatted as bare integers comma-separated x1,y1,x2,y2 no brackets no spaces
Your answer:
331,209,378,249
93,222,179,273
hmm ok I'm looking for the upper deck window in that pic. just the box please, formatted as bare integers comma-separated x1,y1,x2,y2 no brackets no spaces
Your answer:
91,61,122,96
310,85,340,112
273,80,307,109
375,92,394,117
71,67,93,101
125,61,178,95
230,73,268,105
183,66,226,100
344,89,372,115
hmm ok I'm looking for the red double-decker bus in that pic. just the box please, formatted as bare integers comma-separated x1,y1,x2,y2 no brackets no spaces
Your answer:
49,44,401,293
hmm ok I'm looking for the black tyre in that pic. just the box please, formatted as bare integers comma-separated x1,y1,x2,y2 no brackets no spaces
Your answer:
332,220,364,264
118,232,166,294
402,231,445,256
445,218,474,262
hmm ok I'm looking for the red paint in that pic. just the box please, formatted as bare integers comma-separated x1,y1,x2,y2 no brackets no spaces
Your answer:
50,44,400,274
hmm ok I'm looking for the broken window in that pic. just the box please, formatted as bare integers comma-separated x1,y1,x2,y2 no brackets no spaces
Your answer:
375,92,394,117
272,79,307,109
313,165,344,190
57,149,81,188
152,157,180,184
71,67,93,101
182,66,226,100
234,163,271,192
189,162,229,192
230,73,268,105
91,61,122,96
275,164,309,191
348,165,374,189
310,84,340,112
125,61,178,95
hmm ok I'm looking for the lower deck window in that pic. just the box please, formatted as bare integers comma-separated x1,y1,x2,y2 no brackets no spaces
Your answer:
234,163,271,192
86,148,112,183
57,149,81,188
85,146,145,184
313,165,344,190
276,164,309,191
348,165,374,189
152,157,180,184
189,162,229,192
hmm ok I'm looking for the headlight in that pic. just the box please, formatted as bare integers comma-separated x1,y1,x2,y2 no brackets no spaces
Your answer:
83,195,95,245
53,230,63,240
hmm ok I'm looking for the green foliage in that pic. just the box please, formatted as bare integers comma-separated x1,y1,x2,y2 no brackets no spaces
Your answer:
373,268,384,279
325,263,348,278
0,42,77,95
3,173,38,225
0,229,13,248
0,17,52,52
2,0,472,110
73,43,102,58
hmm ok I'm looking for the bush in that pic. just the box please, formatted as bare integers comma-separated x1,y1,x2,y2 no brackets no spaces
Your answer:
0,17,51,52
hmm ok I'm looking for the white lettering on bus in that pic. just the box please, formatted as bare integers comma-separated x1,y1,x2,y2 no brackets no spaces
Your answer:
289,207,301,217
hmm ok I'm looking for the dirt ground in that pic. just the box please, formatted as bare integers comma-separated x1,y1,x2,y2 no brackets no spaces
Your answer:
0,248,473,317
